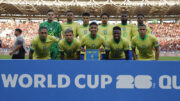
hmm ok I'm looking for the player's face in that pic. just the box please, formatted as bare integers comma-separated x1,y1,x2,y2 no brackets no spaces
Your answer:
138,26,147,36
89,25,98,35
14,31,20,37
101,15,109,24
65,32,74,43
137,16,144,24
47,12,55,21
66,12,74,21
121,14,128,22
39,29,48,41
113,30,121,40
83,16,90,25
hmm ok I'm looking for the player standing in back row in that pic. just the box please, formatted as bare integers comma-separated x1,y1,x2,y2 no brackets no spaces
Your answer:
77,12,90,41
115,12,133,60
39,9,61,60
98,13,114,42
61,11,79,38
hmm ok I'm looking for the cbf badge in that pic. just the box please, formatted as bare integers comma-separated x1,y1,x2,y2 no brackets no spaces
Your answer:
50,28,53,31
92,44,95,48
84,30,88,35
104,30,107,35
142,45,146,49
43,46,47,50
123,27,126,31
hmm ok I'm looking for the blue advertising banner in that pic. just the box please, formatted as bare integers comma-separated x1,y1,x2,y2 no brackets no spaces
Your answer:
0,60,180,101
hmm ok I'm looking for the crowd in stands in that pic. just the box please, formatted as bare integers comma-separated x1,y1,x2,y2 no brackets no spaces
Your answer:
0,21,180,53
0,21,39,49
149,23,180,52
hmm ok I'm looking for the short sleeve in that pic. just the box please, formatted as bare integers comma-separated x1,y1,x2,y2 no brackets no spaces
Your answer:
123,39,129,50
152,36,159,48
131,38,136,49
30,39,36,52
17,37,23,45
58,41,64,52
51,36,60,43
58,23,62,36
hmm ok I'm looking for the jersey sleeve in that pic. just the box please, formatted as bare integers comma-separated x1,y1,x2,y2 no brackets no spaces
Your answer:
105,40,110,51
57,23,62,36
81,36,85,47
50,36,60,43
58,41,64,52
76,40,81,52
123,39,129,51
147,26,152,34
152,36,159,48
100,36,105,49
131,38,136,49
30,39,36,52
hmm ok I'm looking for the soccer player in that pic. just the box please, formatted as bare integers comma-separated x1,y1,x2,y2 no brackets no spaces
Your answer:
77,12,90,41
98,13,114,42
29,27,60,60
115,12,133,60
132,24,159,60
105,26,129,60
81,22,105,52
132,14,152,37
9,29,26,59
58,28,81,60
61,10,79,38
39,9,61,60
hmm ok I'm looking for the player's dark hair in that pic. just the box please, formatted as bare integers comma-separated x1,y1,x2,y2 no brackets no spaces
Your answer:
113,26,121,31
47,9,54,14
66,10,73,14
90,22,98,27
15,29,22,34
120,12,128,16
39,26,48,32
137,14,144,18
65,28,73,34
100,13,109,18
138,24,146,28
82,12,90,17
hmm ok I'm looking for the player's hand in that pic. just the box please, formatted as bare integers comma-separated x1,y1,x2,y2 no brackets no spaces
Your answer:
9,52,13,55
81,48,86,52
99,48,104,52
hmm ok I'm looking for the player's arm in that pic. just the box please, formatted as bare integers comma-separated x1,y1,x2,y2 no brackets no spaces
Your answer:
29,40,35,59
131,39,137,60
99,37,105,52
155,47,159,60
51,36,60,43
132,48,136,60
105,50,110,60
153,36,160,60
76,41,81,60
9,39,23,55
80,37,86,52
123,39,130,60
58,23,62,39
105,40,110,60
124,50,129,60
60,51,64,60
29,50,34,59
76,23,80,38
58,41,64,60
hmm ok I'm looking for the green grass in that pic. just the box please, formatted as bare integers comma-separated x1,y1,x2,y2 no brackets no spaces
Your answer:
0,55,180,61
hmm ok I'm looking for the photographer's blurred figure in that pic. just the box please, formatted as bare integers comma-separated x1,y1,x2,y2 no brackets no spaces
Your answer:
9,29,26,59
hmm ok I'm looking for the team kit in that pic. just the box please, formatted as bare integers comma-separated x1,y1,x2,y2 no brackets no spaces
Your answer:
27,10,159,60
